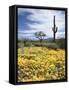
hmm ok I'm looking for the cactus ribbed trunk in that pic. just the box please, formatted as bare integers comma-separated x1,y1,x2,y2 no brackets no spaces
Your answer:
52,16,58,42
54,32,56,41
54,16,55,41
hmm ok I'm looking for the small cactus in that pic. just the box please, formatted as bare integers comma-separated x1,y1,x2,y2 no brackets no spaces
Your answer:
52,16,58,41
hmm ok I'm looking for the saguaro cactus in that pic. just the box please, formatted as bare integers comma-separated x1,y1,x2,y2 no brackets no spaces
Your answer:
52,16,58,41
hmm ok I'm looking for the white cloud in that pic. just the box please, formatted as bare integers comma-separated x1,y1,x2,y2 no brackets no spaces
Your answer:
18,8,65,39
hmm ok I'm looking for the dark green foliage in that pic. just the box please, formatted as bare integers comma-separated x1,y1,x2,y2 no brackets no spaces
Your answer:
45,43,59,49
35,31,46,43
18,38,65,49
56,39,65,49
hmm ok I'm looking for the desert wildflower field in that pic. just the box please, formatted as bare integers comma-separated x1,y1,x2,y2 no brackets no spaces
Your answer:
17,47,65,82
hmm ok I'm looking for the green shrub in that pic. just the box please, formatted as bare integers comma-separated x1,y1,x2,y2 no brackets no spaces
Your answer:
46,43,59,49
56,39,65,49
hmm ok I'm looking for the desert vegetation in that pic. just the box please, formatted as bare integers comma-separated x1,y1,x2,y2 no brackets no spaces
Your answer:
17,16,65,82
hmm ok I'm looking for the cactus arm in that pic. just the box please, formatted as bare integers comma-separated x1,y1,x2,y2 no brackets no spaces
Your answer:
56,27,58,33
52,16,58,41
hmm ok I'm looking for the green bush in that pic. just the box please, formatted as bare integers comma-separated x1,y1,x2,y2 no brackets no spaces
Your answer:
46,43,59,49
56,39,65,49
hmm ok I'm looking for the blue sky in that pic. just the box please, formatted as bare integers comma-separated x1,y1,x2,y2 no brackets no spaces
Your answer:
18,8,65,40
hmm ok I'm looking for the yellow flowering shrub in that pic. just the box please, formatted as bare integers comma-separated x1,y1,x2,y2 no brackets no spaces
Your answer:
17,47,65,82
